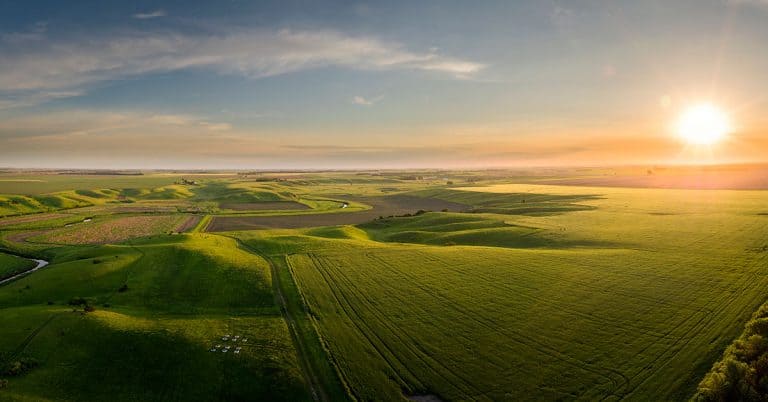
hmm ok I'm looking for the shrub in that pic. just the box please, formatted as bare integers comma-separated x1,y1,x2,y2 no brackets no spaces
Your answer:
695,305,768,400
68,296,88,306
1,357,39,377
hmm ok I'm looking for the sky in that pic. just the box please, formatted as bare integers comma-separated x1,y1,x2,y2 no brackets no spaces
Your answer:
1,0,767,169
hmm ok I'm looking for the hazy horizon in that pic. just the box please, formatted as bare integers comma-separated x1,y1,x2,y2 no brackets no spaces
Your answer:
2,0,767,169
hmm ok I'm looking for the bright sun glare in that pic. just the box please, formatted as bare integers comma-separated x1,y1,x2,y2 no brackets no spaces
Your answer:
675,103,731,146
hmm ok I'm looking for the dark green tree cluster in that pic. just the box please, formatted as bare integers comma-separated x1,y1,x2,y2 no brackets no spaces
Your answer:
695,304,768,401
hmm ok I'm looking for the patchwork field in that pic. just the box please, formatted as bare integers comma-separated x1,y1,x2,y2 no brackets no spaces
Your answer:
208,195,468,231
2,169,768,401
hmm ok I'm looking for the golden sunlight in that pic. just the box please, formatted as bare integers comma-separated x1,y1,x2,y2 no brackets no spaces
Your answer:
675,103,731,146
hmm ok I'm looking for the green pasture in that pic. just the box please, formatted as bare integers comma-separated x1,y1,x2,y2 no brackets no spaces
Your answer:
0,234,310,401
1,172,768,401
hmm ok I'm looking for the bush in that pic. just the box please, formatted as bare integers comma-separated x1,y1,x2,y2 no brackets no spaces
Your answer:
1,357,39,377
695,304,768,400
68,296,88,306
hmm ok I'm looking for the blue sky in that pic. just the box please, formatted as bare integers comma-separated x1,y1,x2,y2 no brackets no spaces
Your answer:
1,0,767,168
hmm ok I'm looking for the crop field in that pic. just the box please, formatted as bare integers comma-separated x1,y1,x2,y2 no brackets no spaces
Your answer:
2,169,768,401
208,195,468,231
237,183,768,401
28,215,186,245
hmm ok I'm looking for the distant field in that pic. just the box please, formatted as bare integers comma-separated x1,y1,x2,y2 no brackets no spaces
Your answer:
541,165,768,190
29,215,185,245
220,201,310,211
208,195,468,231
0,174,180,195
175,215,203,233
0,213,70,227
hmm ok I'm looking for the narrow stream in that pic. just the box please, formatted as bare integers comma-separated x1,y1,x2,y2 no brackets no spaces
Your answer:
0,255,49,285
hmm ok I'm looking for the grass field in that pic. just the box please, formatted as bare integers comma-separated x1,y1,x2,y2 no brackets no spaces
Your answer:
2,169,768,401
0,253,35,280
0,234,311,401
236,183,768,401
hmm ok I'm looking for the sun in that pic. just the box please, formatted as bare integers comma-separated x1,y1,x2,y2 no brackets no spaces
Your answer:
675,103,731,146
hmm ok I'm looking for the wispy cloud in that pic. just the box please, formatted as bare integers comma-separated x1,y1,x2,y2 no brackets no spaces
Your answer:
0,29,484,109
0,110,231,141
352,95,383,106
132,10,167,19
0,90,83,110
1,21,47,44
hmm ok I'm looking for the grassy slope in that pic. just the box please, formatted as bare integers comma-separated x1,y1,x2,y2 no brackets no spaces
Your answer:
0,234,311,401
0,253,35,279
358,212,612,249
246,185,768,401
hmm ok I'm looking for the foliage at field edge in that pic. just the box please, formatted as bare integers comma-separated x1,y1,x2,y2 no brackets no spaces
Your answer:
694,301,768,401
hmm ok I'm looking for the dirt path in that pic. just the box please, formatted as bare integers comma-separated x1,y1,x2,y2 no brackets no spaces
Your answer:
233,239,328,402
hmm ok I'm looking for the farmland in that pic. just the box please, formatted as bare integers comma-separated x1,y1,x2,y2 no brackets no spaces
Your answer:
28,215,186,245
236,182,768,401
1,167,767,401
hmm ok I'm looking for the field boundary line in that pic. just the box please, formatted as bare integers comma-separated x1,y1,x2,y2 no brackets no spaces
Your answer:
230,238,330,402
284,254,359,402
307,252,425,393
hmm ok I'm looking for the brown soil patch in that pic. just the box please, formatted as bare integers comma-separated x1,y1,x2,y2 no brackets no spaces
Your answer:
207,195,468,231
220,201,309,211
31,215,184,244
175,215,202,232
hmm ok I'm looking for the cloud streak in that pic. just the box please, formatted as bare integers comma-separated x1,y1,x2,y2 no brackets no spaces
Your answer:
0,29,484,108
352,95,383,106
133,10,167,19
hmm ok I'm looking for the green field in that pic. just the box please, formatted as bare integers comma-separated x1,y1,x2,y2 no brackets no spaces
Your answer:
237,184,768,401
1,170,767,401
0,253,35,280
0,234,311,401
